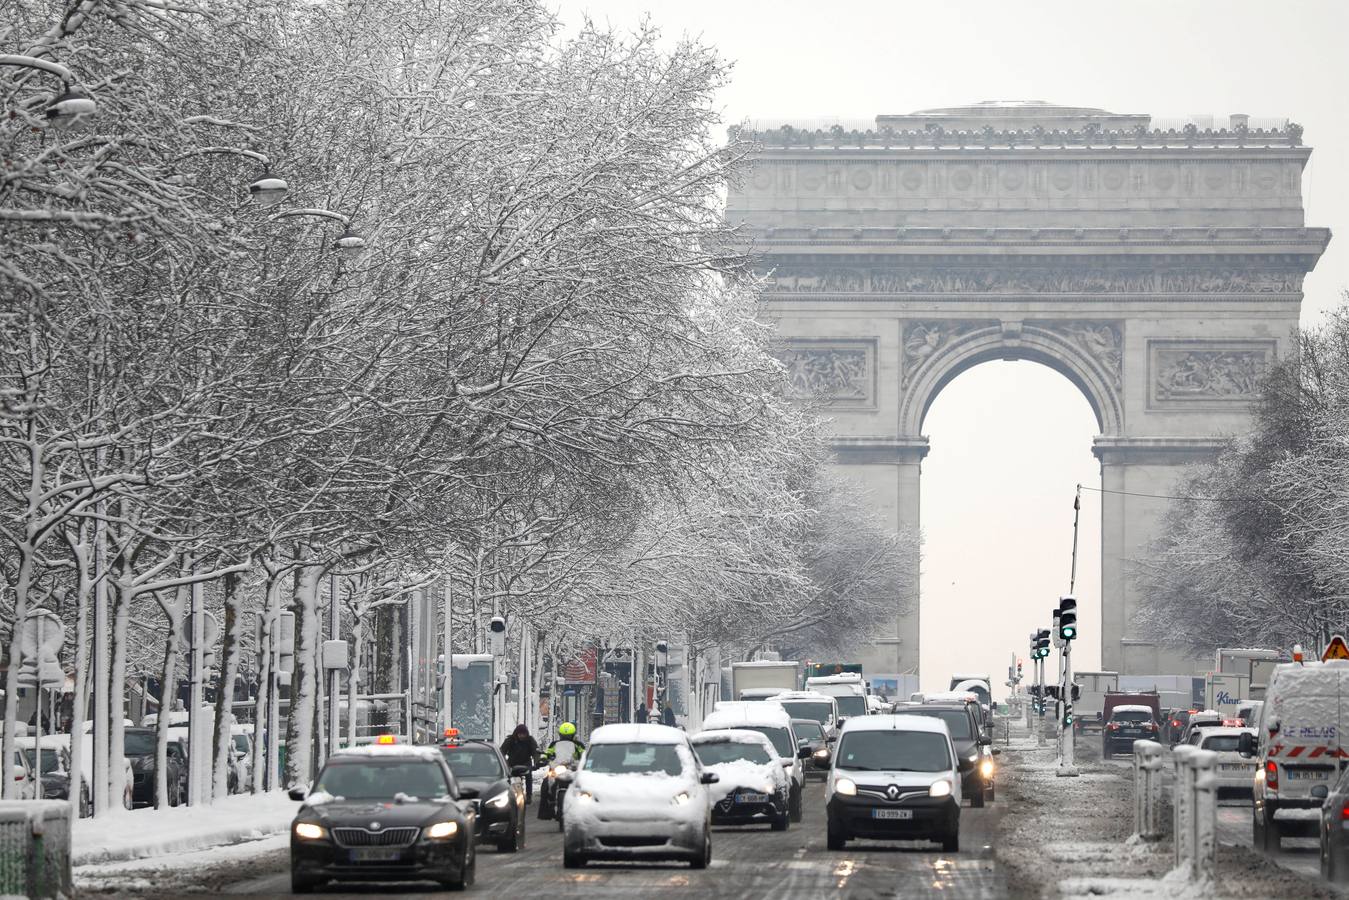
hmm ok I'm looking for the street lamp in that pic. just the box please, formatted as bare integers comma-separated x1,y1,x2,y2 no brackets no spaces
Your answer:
172,147,287,206
0,55,97,129
269,208,367,259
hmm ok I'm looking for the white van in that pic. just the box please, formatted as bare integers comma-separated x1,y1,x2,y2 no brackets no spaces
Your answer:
1243,660,1349,851
702,702,809,823
825,714,970,852
805,674,868,722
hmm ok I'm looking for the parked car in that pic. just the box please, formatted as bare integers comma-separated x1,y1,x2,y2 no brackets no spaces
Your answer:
702,702,810,823
1195,727,1257,797
826,714,971,852
1244,661,1349,852
790,718,832,777
437,736,527,852
562,723,716,869
691,729,790,830
288,741,477,893
125,727,189,807
8,747,33,800
1102,705,1162,758
893,703,998,806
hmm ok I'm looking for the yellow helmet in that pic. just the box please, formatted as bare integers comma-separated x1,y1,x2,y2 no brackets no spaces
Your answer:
558,722,577,737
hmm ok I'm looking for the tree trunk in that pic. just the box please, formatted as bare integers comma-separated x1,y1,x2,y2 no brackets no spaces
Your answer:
155,588,185,809
212,569,245,799
283,565,322,787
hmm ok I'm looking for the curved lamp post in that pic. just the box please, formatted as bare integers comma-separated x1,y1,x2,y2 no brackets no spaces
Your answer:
0,54,96,129
171,146,288,206
269,208,367,260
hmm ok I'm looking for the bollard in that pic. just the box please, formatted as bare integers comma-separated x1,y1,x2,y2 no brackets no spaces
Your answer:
1171,744,1195,869
1131,739,1164,840
1190,748,1218,882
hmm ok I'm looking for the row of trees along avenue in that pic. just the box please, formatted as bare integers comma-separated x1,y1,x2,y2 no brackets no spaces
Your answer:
0,0,917,808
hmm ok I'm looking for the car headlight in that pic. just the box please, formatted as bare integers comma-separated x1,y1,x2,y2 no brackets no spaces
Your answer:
834,777,857,796
813,749,829,758
929,780,953,798
575,790,594,802
424,821,458,839
759,784,774,794
293,822,326,840
980,760,995,779
550,764,569,777
672,792,691,805
967,753,979,764
485,792,512,808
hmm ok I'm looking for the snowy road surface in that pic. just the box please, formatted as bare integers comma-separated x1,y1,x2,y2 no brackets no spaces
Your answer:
80,779,1008,898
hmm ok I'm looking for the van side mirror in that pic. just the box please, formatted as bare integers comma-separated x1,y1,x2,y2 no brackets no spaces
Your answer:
457,786,480,800
957,757,975,774
288,785,308,801
797,746,813,760
1237,732,1256,758
835,718,847,728
700,772,719,785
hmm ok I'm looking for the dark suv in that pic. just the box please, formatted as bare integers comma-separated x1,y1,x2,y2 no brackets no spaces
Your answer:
125,727,188,807
437,738,527,852
1102,706,1160,758
893,704,998,807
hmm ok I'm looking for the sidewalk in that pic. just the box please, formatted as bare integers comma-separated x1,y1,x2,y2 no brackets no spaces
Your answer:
73,790,296,866
991,723,1338,898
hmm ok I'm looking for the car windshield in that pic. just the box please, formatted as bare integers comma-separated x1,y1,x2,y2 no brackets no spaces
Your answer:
693,740,772,767
441,747,505,779
584,742,684,776
835,695,867,718
232,735,249,754
835,730,952,772
1202,735,1244,752
739,726,792,758
779,701,832,724
314,760,449,800
22,748,61,774
897,708,972,740
1113,711,1152,723
793,720,824,741
124,732,156,756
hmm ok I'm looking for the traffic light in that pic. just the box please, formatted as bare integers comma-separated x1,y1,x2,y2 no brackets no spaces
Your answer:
1063,703,1074,727
1033,629,1051,659
1016,660,1023,679
1059,596,1078,641
1052,607,1062,646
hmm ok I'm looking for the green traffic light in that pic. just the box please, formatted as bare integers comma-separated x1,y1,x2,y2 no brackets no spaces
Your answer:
1063,626,1076,639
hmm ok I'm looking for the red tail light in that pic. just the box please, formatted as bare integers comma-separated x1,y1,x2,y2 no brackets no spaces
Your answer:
1265,760,1279,791
1171,720,1180,727
1341,804,1349,821
1108,723,1121,731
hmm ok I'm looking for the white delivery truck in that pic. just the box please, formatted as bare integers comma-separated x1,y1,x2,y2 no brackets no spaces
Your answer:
1205,672,1250,720
1216,648,1286,700
1072,671,1120,733
804,673,869,721
1245,660,1349,851
730,660,801,701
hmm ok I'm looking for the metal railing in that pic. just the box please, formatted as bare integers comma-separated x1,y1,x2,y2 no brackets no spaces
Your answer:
0,801,70,898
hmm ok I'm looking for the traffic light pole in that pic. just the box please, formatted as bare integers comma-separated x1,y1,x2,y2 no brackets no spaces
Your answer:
1057,637,1078,777
1035,655,1045,746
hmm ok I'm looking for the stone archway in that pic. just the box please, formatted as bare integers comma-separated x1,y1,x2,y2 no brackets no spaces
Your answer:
729,101,1329,678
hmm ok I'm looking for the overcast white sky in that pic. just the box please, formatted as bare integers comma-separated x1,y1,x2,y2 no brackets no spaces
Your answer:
553,0,1347,689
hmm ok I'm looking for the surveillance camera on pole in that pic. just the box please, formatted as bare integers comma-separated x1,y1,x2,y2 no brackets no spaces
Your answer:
488,615,506,656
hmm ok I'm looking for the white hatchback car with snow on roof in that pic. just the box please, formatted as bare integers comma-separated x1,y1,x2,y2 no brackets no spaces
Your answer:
826,714,971,852
1194,726,1257,796
691,729,790,830
562,724,716,869
702,701,810,823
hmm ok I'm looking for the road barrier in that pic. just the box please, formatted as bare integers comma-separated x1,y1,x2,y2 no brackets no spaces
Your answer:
1131,738,1165,840
1170,745,1218,882
0,800,71,898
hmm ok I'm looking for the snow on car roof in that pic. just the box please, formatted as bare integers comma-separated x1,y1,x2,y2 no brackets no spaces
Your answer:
841,714,949,735
1112,705,1155,714
1199,727,1255,739
704,703,792,729
771,691,835,702
330,744,443,761
806,673,862,684
923,691,977,703
589,723,686,745
690,729,777,750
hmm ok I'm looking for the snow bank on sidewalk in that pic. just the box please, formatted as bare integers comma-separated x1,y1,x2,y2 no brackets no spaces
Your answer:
72,790,297,865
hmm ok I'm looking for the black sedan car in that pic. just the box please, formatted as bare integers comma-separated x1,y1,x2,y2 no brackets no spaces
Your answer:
289,743,478,893
1320,768,1349,882
437,737,528,852
791,718,832,779
892,704,997,807
125,727,188,807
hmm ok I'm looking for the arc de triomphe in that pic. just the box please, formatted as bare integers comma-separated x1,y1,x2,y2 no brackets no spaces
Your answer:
728,102,1329,678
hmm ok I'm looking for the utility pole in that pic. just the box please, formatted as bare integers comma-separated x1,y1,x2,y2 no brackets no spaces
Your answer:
1056,484,1082,778
187,580,205,804
327,573,340,755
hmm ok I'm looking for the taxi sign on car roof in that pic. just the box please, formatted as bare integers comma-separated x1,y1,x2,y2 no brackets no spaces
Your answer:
1323,635,1349,661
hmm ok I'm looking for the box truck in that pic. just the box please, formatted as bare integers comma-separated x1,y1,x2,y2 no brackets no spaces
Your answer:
730,660,801,700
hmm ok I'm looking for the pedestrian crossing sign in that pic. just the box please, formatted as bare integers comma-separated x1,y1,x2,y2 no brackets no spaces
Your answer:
1322,635,1349,661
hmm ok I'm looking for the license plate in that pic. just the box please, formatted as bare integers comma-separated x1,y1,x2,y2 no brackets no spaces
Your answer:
737,792,769,803
1220,764,1250,772
872,808,913,820
1287,769,1331,780
350,848,404,862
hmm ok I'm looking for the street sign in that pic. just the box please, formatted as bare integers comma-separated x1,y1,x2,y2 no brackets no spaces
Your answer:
19,611,64,659
1323,635,1349,661
179,610,220,647
16,657,64,688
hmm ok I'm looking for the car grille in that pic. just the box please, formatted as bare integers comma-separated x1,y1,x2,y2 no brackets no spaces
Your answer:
599,836,667,847
332,826,419,847
856,784,928,802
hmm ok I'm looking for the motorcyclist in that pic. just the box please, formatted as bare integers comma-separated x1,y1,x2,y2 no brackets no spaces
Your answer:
538,722,586,819
500,724,541,804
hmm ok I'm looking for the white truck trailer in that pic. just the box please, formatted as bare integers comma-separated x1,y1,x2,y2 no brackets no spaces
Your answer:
1215,648,1286,700
1071,671,1120,732
729,660,801,701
